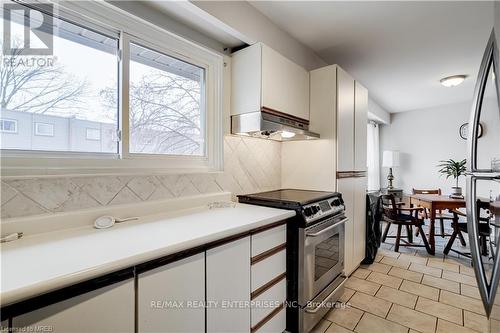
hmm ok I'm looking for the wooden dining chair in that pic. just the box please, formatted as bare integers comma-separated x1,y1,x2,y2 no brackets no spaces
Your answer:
412,188,455,238
444,200,492,257
380,194,432,253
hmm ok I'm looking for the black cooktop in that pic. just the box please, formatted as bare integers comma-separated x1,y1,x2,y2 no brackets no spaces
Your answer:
238,189,338,208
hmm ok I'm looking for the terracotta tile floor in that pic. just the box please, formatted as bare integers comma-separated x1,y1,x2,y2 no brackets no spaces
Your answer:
314,222,500,333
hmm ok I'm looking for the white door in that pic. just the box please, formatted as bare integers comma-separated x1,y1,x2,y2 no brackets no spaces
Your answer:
354,82,368,171
261,44,310,120
207,237,251,333
338,178,356,275
353,176,367,265
138,253,205,333
336,67,355,172
12,279,134,333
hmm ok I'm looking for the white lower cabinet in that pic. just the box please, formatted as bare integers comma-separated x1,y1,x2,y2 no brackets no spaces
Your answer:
12,279,134,333
250,226,287,333
206,236,251,333
254,307,286,333
339,177,367,276
138,252,205,333
251,278,286,327
8,223,288,333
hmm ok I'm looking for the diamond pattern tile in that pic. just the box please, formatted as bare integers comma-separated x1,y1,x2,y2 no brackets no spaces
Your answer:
1,136,281,218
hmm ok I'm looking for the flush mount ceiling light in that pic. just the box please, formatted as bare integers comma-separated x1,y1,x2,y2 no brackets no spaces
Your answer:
440,75,467,87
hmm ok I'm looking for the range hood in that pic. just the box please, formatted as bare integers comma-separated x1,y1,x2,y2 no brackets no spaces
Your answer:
231,108,320,141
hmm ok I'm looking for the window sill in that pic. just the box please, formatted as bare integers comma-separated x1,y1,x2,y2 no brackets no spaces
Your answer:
0,154,223,178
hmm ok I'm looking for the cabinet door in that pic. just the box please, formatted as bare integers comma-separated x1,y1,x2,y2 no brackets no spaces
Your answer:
231,43,262,116
13,279,134,333
336,67,355,172
138,253,205,333
354,81,368,171
261,44,309,120
207,237,251,333
338,178,356,275
353,177,367,266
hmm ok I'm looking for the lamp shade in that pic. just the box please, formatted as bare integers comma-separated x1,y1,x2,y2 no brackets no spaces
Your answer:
382,150,400,167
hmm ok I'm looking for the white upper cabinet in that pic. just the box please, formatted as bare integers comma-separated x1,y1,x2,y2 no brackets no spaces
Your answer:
231,43,310,120
354,81,368,171
336,67,355,172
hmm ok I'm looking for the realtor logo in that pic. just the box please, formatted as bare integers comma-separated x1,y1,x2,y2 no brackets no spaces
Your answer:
2,3,53,56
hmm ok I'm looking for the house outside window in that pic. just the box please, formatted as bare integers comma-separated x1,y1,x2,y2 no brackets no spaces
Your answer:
34,123,54,137
0,119,17,133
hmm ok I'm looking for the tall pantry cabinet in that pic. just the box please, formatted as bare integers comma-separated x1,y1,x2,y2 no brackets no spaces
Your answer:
282,65,368,276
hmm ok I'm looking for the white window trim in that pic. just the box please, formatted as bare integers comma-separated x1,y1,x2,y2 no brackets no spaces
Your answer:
0,119,18,134
1,0,224,177
34,122,55,137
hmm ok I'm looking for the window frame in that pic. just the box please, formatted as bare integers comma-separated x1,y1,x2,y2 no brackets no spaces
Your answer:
34,122,55,137
0,119,18,134
85,128,101,141
1,0,224,176
123,36,208,160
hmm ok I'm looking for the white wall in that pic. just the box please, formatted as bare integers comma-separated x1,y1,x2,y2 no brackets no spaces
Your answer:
368,98,390,124
192,1,327,70
107,1,227,54
379,100,498,195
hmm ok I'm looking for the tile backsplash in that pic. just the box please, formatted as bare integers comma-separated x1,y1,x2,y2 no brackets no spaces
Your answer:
1,136,281,219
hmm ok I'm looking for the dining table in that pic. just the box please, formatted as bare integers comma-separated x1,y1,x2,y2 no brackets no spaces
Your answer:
409,194,466,255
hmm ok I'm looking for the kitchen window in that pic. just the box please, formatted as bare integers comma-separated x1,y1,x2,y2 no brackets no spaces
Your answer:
128,42,205,156
1,1,223,175
34,123,54,137
0,119,18,133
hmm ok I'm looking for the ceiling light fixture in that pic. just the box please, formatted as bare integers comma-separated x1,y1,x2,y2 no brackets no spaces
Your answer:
440,75,467,87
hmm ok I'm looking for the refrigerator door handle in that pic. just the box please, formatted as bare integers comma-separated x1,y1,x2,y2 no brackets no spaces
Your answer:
466,29,500,318
466,176,500,317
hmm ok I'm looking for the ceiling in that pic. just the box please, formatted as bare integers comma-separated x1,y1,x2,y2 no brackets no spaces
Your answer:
249,1,494,113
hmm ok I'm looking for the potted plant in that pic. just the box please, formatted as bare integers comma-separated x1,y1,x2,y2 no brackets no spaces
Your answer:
437,159,467,198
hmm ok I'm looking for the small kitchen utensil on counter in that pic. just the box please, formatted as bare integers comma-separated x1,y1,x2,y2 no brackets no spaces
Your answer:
94,216,138,229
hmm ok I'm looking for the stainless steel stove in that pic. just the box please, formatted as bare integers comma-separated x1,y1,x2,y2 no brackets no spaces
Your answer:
238,189,347,333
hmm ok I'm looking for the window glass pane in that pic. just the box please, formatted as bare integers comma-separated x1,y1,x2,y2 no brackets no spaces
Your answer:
0,119,18,133
86,128,101,141
34,123,54,136
0,5,119,153
129,42,205,156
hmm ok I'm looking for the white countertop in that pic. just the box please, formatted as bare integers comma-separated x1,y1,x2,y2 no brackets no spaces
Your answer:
0,203,295,306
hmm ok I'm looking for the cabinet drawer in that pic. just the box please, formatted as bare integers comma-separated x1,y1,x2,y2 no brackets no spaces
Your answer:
251,224,286,257
251,278,286,327
251,249,286,292
252,306,286,333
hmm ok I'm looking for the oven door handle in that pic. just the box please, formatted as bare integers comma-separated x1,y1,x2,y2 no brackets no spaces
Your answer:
306,218,347,237
305,276,347,313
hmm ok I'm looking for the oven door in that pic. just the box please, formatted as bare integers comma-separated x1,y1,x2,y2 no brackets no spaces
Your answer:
299,215,346,305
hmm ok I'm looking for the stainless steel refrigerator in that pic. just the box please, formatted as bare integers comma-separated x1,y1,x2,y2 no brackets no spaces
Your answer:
467,30,500,330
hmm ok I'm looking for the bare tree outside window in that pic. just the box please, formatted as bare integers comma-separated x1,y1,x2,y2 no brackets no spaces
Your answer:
106,42,205,157
0,39,87,115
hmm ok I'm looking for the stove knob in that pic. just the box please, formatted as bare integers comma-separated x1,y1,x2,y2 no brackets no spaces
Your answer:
332,199,341,206
304,207,312,216
311,206,319,214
